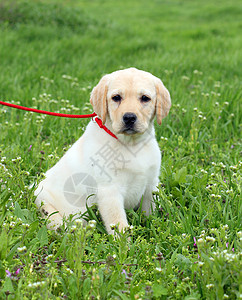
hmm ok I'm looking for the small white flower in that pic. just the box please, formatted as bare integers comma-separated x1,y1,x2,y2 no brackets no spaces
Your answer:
206,284,214,289
127,225,134,230
197,261,204,267
182,277,190,282
46,254,53,260
155,267,162,272
70,225,77,231
237,231,242,238
88,223,96,228
66,268,73,274
89,220,97,228
10,221,16,227
74,219,83,225
17,246,27,253
206,236,216,243
22,223,30,228
219,162,226,168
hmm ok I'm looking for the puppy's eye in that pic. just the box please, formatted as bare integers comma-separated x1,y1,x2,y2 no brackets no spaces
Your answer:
112,95,121,102
141,95,151,102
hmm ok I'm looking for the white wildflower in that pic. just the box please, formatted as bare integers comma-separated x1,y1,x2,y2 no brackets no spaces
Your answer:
237,231,242,238
74,219,83,225
66,268,73,274
17,246,27,253
206,236,216,243
223,224,229,230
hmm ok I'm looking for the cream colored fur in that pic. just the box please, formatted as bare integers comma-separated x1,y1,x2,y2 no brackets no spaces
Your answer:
35,68,171,234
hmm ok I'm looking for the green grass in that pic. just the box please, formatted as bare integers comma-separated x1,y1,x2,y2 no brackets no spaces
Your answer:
0,0,241,299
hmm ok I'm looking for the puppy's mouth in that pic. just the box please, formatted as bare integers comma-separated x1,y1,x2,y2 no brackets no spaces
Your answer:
121,127,138,135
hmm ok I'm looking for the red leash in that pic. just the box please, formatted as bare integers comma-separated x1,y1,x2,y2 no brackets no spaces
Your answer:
0,100,118,139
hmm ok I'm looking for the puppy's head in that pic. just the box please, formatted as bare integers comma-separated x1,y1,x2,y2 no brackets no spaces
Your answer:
90,68,171,135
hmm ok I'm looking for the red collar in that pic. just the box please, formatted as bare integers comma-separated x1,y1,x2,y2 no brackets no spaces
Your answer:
92,115,118,139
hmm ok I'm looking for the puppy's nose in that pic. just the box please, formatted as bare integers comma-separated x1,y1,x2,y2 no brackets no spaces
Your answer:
123,113,137,126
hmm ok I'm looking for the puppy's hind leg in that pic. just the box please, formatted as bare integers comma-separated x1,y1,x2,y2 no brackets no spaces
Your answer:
141,188,156,216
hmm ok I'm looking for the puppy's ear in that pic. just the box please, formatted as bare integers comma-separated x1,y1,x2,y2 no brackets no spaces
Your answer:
90,75,109,124
155,78,171,125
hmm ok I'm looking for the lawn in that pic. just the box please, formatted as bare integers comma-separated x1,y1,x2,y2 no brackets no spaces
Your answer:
0,0,241,299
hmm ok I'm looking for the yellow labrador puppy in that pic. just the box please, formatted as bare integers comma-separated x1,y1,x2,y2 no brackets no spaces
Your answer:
35,68,171,233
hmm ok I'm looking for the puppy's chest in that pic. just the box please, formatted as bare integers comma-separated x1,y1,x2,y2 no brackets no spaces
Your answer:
90,142,155,181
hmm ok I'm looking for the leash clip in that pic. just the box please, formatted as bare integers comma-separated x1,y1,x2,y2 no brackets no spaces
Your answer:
92,115,99,123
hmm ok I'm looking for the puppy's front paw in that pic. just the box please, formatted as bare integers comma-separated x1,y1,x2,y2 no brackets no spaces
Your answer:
108,221,129,235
